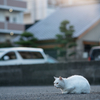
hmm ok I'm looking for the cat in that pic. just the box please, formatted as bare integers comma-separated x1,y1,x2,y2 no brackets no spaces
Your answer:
54,75,91,94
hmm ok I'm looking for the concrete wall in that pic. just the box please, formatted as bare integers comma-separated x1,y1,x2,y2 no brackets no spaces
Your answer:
0,61,100,86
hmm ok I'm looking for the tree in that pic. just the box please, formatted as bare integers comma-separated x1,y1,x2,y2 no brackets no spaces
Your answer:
15,31,38,47
56,20,76,60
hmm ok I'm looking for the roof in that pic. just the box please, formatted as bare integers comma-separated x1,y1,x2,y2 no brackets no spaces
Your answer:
27,4,100,40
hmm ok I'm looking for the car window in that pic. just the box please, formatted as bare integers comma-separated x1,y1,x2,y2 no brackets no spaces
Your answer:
18,51,44,59
92,49,100,57
1,52,17,61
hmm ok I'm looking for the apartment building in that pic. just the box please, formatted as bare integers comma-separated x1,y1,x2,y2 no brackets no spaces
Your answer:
0,0,26,43
23,0,47,24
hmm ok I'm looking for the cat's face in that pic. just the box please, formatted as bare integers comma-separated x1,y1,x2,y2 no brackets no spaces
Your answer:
54,76,65,89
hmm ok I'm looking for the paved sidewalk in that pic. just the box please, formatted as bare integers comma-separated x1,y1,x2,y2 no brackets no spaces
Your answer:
0,86,100,100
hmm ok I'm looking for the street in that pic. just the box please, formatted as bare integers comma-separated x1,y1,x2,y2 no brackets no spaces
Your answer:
0,86,100,100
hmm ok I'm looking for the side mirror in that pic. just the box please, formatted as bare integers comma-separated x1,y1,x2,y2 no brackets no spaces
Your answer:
3,56,9,60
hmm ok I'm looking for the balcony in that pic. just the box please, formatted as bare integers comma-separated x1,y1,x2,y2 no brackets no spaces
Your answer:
0,0,4,5
0,22,5,29
0,22,24,34
0,0,26,11
8,23,24,31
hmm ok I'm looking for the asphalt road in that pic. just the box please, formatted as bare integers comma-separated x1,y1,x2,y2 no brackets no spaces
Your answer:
0,86,100,100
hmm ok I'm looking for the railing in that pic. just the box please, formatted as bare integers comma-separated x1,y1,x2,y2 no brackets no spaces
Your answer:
0,0,4,5
0,22,24,31
7,23,24,31
0,22,5,29
0,0,26,9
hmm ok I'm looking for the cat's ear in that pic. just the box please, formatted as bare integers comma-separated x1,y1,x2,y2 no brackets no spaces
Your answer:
54,76,57,79
59,76,62,80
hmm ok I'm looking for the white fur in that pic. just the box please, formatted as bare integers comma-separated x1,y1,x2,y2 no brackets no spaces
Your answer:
54,75,91,94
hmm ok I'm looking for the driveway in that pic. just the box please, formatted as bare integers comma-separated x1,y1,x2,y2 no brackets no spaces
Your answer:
0,86,100,100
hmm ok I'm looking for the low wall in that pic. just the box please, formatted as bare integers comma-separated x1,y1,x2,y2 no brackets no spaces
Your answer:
0,61,100,86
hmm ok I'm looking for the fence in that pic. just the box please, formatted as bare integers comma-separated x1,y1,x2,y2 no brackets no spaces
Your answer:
0,61,100,86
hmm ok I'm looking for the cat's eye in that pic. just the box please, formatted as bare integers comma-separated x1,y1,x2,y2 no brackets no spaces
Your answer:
56,83,58,84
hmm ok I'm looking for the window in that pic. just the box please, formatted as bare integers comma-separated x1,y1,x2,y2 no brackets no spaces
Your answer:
13,17,16,23
5,16,10,22
92,49,100,57
1,52,17,61
18,51,44,59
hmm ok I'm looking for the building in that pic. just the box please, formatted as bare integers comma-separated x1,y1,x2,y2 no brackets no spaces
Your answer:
0,0,26,44
27,3,100,60
23,0,47,25
48,0,100,7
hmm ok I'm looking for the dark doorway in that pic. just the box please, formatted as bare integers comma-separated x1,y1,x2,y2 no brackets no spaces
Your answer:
84,44,92,53
5,16,10,22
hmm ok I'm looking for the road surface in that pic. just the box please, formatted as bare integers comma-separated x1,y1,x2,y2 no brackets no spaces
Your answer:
0,86,100,100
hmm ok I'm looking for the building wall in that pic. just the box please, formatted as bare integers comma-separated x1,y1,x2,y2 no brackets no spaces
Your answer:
23,0,34,24
23,0,47,24
76,39,84,59
0,34,18,42
76,22,100,60
0,10,23,24
82,22,100,42
35,0,47,20
24,13,32,24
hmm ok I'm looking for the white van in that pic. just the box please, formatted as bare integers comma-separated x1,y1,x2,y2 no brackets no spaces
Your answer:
0,47,47,66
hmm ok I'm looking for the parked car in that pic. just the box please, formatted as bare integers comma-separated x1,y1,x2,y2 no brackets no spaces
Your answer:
0,47,47,66
88,46,100,61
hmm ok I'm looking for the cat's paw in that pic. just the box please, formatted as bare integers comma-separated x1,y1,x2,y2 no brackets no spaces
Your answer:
62,91,68,94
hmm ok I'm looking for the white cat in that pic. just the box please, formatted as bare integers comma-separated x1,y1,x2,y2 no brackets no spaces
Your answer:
54,75,91,94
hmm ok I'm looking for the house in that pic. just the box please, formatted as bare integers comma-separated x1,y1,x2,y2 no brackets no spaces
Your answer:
26,3,100,60
0,0,26,44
